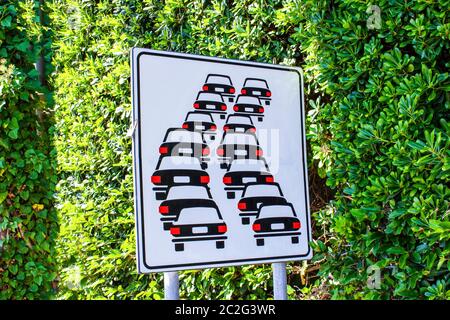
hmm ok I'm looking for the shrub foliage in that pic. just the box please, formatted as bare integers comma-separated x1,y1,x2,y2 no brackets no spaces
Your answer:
295,1,450,299
0,0,57,299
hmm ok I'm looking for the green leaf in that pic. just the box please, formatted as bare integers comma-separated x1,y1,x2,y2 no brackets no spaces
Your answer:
8,129,19,139
387,247,407,255
16,40,30,52
408,141,426,151
0,192,7,203
1,16,12,28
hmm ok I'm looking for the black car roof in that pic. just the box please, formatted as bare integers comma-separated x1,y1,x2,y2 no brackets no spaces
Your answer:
165,184,213,199
227,157,270,172
242,182,283,197
165,198,216,206
236,94,262,104
176,201,223,220
196,90,224,102
256,202,296,218
205,74,233,85
226,113,254,125
243,78,269,88
163,127,206,143
185,111,214,122
155,155,204,170
220,130,259,145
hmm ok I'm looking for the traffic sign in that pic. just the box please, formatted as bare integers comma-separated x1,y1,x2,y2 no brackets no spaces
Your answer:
131,48,312,272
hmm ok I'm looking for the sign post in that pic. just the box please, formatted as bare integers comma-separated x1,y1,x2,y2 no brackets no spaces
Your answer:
130,49,312,298
164,271,179,300
272,262,287,300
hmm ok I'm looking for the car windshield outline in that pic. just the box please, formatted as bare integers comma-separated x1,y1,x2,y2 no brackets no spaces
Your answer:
166,185,212,200
228,159,270,173
221,132,258,146
257,204,297,219
175,206,223,224
243,78,269,89
163,128,204,144
205,74,233,86
196,92,224,102
226,114,253,125
236,95,261,105
156,156,203,171
242,183,283,198
185,112,214,123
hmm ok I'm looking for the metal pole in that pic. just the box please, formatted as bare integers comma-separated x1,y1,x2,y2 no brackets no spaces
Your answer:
36,0,46,86
164,272,179,300
272,262,287,300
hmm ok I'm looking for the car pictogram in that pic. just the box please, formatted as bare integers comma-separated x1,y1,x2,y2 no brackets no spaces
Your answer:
158,184,213,230
216,132,263,169
223,114,256,134
240,78,271,105
202,74,235,102
252,203,301,247
232,95,264,122
158,128,210,169
193,91,227,119
222,158,273,199
170,204,228,252
151,156,210,200
182,111,217,140
237,182,287,225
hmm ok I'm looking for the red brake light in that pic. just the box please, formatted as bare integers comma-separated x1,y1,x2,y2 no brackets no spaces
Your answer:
194,103,200,109
238,202,247,210
233,105,238,112
292,221,301,230
229,87,235,94
159,146,168,154
256,149,263,157
223,176,232,184
151,175,161,184
170,227,181,235
182,123,189,129
265,176,274,183
217,148,224,156
266,91,271,97
202,85,209,91
252,223,261,231
159,205,169,214
210,124,217,131
218,224,227,233
202,147,210,156
241,89,247,94
259,107,264,113
223,125,230,131
221,104,227,111
200,175,210,184
248,127,256,133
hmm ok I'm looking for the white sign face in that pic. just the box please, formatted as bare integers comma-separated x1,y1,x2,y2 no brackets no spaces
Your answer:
131,48,312,272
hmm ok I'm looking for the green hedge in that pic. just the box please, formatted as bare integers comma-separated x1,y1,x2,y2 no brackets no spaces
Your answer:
50,0,449,300
0,0,57,299
50,0,305,300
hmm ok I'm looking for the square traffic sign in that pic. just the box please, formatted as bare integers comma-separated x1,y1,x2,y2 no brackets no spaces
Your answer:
131,49,312,272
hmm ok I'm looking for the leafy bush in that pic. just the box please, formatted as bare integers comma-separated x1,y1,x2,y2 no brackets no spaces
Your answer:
289,1,449,299
50,0,449,300
0,0,57,299
50,0,308,300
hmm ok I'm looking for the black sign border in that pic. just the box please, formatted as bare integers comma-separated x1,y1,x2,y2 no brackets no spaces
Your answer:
134,49,311,271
